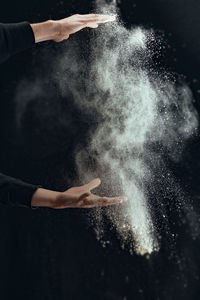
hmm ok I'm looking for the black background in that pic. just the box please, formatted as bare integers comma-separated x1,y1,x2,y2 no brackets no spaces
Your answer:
0,0,200,299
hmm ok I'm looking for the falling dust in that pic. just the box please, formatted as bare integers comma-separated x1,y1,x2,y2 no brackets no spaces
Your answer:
74,0,198,255
15,0,199,255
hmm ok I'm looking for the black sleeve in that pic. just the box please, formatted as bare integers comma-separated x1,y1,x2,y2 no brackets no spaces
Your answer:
0,21,35,64
0,23,38,208
0,173,38,208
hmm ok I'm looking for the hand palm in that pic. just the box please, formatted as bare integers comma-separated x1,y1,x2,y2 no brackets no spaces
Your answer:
53,178,125,209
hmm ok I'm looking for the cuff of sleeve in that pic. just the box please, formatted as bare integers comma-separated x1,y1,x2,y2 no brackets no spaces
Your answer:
3,21,35,57
0,174,39,208
8,183,39,209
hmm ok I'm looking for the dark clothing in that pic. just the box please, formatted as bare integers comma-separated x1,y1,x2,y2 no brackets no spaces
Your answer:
0,21,38,208
0,21,35,64
0,174,38,208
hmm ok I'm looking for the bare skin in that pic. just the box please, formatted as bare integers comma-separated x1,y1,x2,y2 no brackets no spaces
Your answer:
30,14,125,209
32,179,125,209
30,14,116,43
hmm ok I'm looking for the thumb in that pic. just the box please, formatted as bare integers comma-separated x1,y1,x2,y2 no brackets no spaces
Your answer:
83,178,101,191
79,192,91,201
86,23,99,28
54,34,70,42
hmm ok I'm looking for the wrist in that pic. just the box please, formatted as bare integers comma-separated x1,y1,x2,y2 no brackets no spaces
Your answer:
30,20,61,43
47,20,61,41
31,188,61,208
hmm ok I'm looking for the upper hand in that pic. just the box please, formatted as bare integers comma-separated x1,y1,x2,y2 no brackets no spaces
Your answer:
53,14,116,42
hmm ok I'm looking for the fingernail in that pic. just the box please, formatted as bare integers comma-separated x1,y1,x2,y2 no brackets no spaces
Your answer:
109,15,117,20
120,197,127,202
104,15,116,22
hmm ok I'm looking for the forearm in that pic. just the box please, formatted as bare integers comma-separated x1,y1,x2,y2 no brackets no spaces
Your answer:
31,187,60,208
30,20,60,43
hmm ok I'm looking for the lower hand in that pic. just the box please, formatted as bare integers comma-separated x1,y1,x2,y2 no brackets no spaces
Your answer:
31,178,126,209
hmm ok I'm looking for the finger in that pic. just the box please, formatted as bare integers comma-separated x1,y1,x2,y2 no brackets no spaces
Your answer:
100,196,125,205
77,14,116,21
81,201,122,208
82,196,125,207
81,15,116,23
96,15,116,22
83,178,101,191
86,23,99,28
82,202,120,208
72,14,98,19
